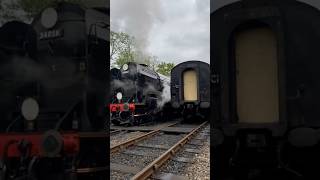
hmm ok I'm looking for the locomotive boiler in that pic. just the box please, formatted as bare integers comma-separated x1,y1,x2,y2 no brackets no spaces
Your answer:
171,61,210,122
0,2,109,180
110,62,163,126
212,0,320,179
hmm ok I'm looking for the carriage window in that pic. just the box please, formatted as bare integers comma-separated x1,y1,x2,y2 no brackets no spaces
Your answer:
183,69,198,101
235,26,279,123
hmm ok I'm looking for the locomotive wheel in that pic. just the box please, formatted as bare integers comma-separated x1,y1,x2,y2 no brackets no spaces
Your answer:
126,116,136,126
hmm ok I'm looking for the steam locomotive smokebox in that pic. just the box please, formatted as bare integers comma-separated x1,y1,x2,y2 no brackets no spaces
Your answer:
0,2,109,179
19,2,110,131
32,3,86,57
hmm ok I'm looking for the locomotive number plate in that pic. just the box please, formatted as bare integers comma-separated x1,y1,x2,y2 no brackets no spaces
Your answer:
39,29,63,40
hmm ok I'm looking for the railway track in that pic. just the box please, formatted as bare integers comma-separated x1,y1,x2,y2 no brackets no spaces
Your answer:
110,122,180,149
110,129,122,135
110,130,147,147
110,121,208,180
154,124,210,179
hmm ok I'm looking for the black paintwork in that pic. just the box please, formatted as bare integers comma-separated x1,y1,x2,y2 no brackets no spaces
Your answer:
171,60,210,121
211,0,320,179
0,2,109,180
110,62,163,125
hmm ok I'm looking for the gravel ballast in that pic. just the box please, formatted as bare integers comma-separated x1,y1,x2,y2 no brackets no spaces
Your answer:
157,125,210,180
110,131,146,147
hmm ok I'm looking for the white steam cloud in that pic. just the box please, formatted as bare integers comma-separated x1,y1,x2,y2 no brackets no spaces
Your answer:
110,0,164,53
157,82,170,108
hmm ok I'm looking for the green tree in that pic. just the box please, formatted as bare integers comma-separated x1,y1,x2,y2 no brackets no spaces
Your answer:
156,62,175,76
110,31,174,75
110,31,135,67
116,50,134,67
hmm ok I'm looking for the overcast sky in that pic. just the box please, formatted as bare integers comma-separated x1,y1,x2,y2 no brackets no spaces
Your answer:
111,0,210,65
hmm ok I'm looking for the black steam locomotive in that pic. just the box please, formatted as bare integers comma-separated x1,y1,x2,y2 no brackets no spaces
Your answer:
0,2,108,180
212,0,320,179
110,62,163,125
171,61,210,122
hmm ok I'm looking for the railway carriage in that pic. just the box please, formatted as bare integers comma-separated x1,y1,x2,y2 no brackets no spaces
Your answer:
212,0,320,179
171,61,210,122
0,2,109,180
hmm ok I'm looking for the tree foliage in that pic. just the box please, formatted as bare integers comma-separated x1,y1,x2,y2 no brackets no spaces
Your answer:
156,62,175,76
110,31,175,76
110,31,135,67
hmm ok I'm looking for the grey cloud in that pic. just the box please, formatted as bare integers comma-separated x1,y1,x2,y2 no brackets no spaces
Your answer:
111,0,163,52
111,0,210,65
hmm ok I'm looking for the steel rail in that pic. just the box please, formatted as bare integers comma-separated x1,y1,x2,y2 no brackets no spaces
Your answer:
110,122,178,154
75,166,109,173
130,121,208,180
110,129,122,135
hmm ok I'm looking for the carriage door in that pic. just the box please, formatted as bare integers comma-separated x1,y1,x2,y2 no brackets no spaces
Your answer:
235,26,279,123
183,70,198,101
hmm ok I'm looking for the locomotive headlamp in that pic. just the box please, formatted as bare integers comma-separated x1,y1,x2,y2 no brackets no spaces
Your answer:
21,98,39,121
41,8,58,29
122,64,129,71
116,92,123,100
